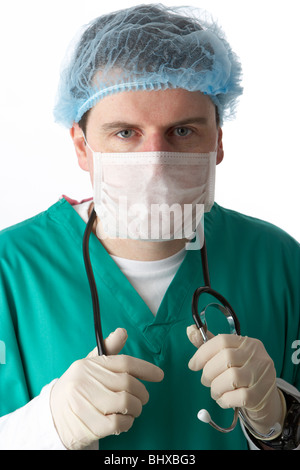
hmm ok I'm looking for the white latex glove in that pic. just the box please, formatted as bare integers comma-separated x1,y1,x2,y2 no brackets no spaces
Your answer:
187,325,286,438
50,328,164,450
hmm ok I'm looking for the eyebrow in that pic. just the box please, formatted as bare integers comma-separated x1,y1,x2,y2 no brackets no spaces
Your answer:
100,117,208,131
171,117,208,127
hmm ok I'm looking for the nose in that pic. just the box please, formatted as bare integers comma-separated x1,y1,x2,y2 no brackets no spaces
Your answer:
140,132,172,152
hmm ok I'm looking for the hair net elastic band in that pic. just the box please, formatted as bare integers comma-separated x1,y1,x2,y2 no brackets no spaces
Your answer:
75,79,228,123
75,81,164,122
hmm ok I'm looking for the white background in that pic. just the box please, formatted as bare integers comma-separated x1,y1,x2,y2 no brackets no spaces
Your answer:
0,0,299,240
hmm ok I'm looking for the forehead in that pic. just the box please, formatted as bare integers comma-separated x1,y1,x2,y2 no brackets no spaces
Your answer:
87,88,217,128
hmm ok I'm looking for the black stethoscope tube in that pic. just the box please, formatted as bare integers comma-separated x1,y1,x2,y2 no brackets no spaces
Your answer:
192,239,241,336
83,208,106,355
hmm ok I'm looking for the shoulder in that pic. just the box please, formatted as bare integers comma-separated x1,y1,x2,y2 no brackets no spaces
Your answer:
206,204,300,281
0,199,69,258
210,203,299,253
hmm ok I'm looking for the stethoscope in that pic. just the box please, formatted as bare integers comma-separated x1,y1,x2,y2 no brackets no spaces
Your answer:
191,235,241,433
83,207,280,439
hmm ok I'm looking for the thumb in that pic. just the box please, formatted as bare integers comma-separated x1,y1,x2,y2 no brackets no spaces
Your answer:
186,324,214,348
87,328,128,358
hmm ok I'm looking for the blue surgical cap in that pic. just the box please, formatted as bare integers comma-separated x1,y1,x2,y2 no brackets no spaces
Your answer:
54,4,243,128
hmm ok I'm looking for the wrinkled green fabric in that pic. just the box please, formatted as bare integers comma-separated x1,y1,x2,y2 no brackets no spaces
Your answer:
0,199,299,449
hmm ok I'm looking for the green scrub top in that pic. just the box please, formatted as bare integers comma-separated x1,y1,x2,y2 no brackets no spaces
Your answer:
0,199,299,450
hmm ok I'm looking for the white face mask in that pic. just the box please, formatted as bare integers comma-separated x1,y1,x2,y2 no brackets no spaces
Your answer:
91,150,216,240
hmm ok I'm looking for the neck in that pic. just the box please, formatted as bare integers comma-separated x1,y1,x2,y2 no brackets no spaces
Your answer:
87,203,188,261
96,219,187,261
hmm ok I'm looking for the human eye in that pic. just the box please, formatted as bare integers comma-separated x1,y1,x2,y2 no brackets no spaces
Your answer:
172,127,192,137
116,129,136,139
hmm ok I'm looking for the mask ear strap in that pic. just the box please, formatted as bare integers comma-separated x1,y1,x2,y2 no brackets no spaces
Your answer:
82,132,95,153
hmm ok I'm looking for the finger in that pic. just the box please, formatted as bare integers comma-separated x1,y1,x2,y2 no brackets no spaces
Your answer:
188,334,244,371
201,336,273,388
87,328,128,358
216,362,276,410
104,328,128,355
76,379,144,419
77,405,135,440
99,389,144,418
186,325,214,348
105,414,135,437
209,366,250,402
108,371,150,405
216,388,249,410
94,354,164,383
201,346,246,387
84,363,150,405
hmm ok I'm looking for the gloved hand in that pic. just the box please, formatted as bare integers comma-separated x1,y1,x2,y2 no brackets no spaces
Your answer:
50,328,164,450
187,325,286,439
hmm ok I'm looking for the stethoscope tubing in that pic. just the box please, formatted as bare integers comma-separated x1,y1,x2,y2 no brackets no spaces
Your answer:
83,207,106,356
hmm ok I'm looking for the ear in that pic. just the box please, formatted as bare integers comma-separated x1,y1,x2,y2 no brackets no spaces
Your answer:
70,123,89,171
216,127,224,165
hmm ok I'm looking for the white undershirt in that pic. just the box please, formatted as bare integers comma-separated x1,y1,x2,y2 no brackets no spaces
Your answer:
111,249,186,314
73,200,186,315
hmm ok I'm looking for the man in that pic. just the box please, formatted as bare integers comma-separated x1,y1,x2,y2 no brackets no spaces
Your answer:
0,4,299,450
